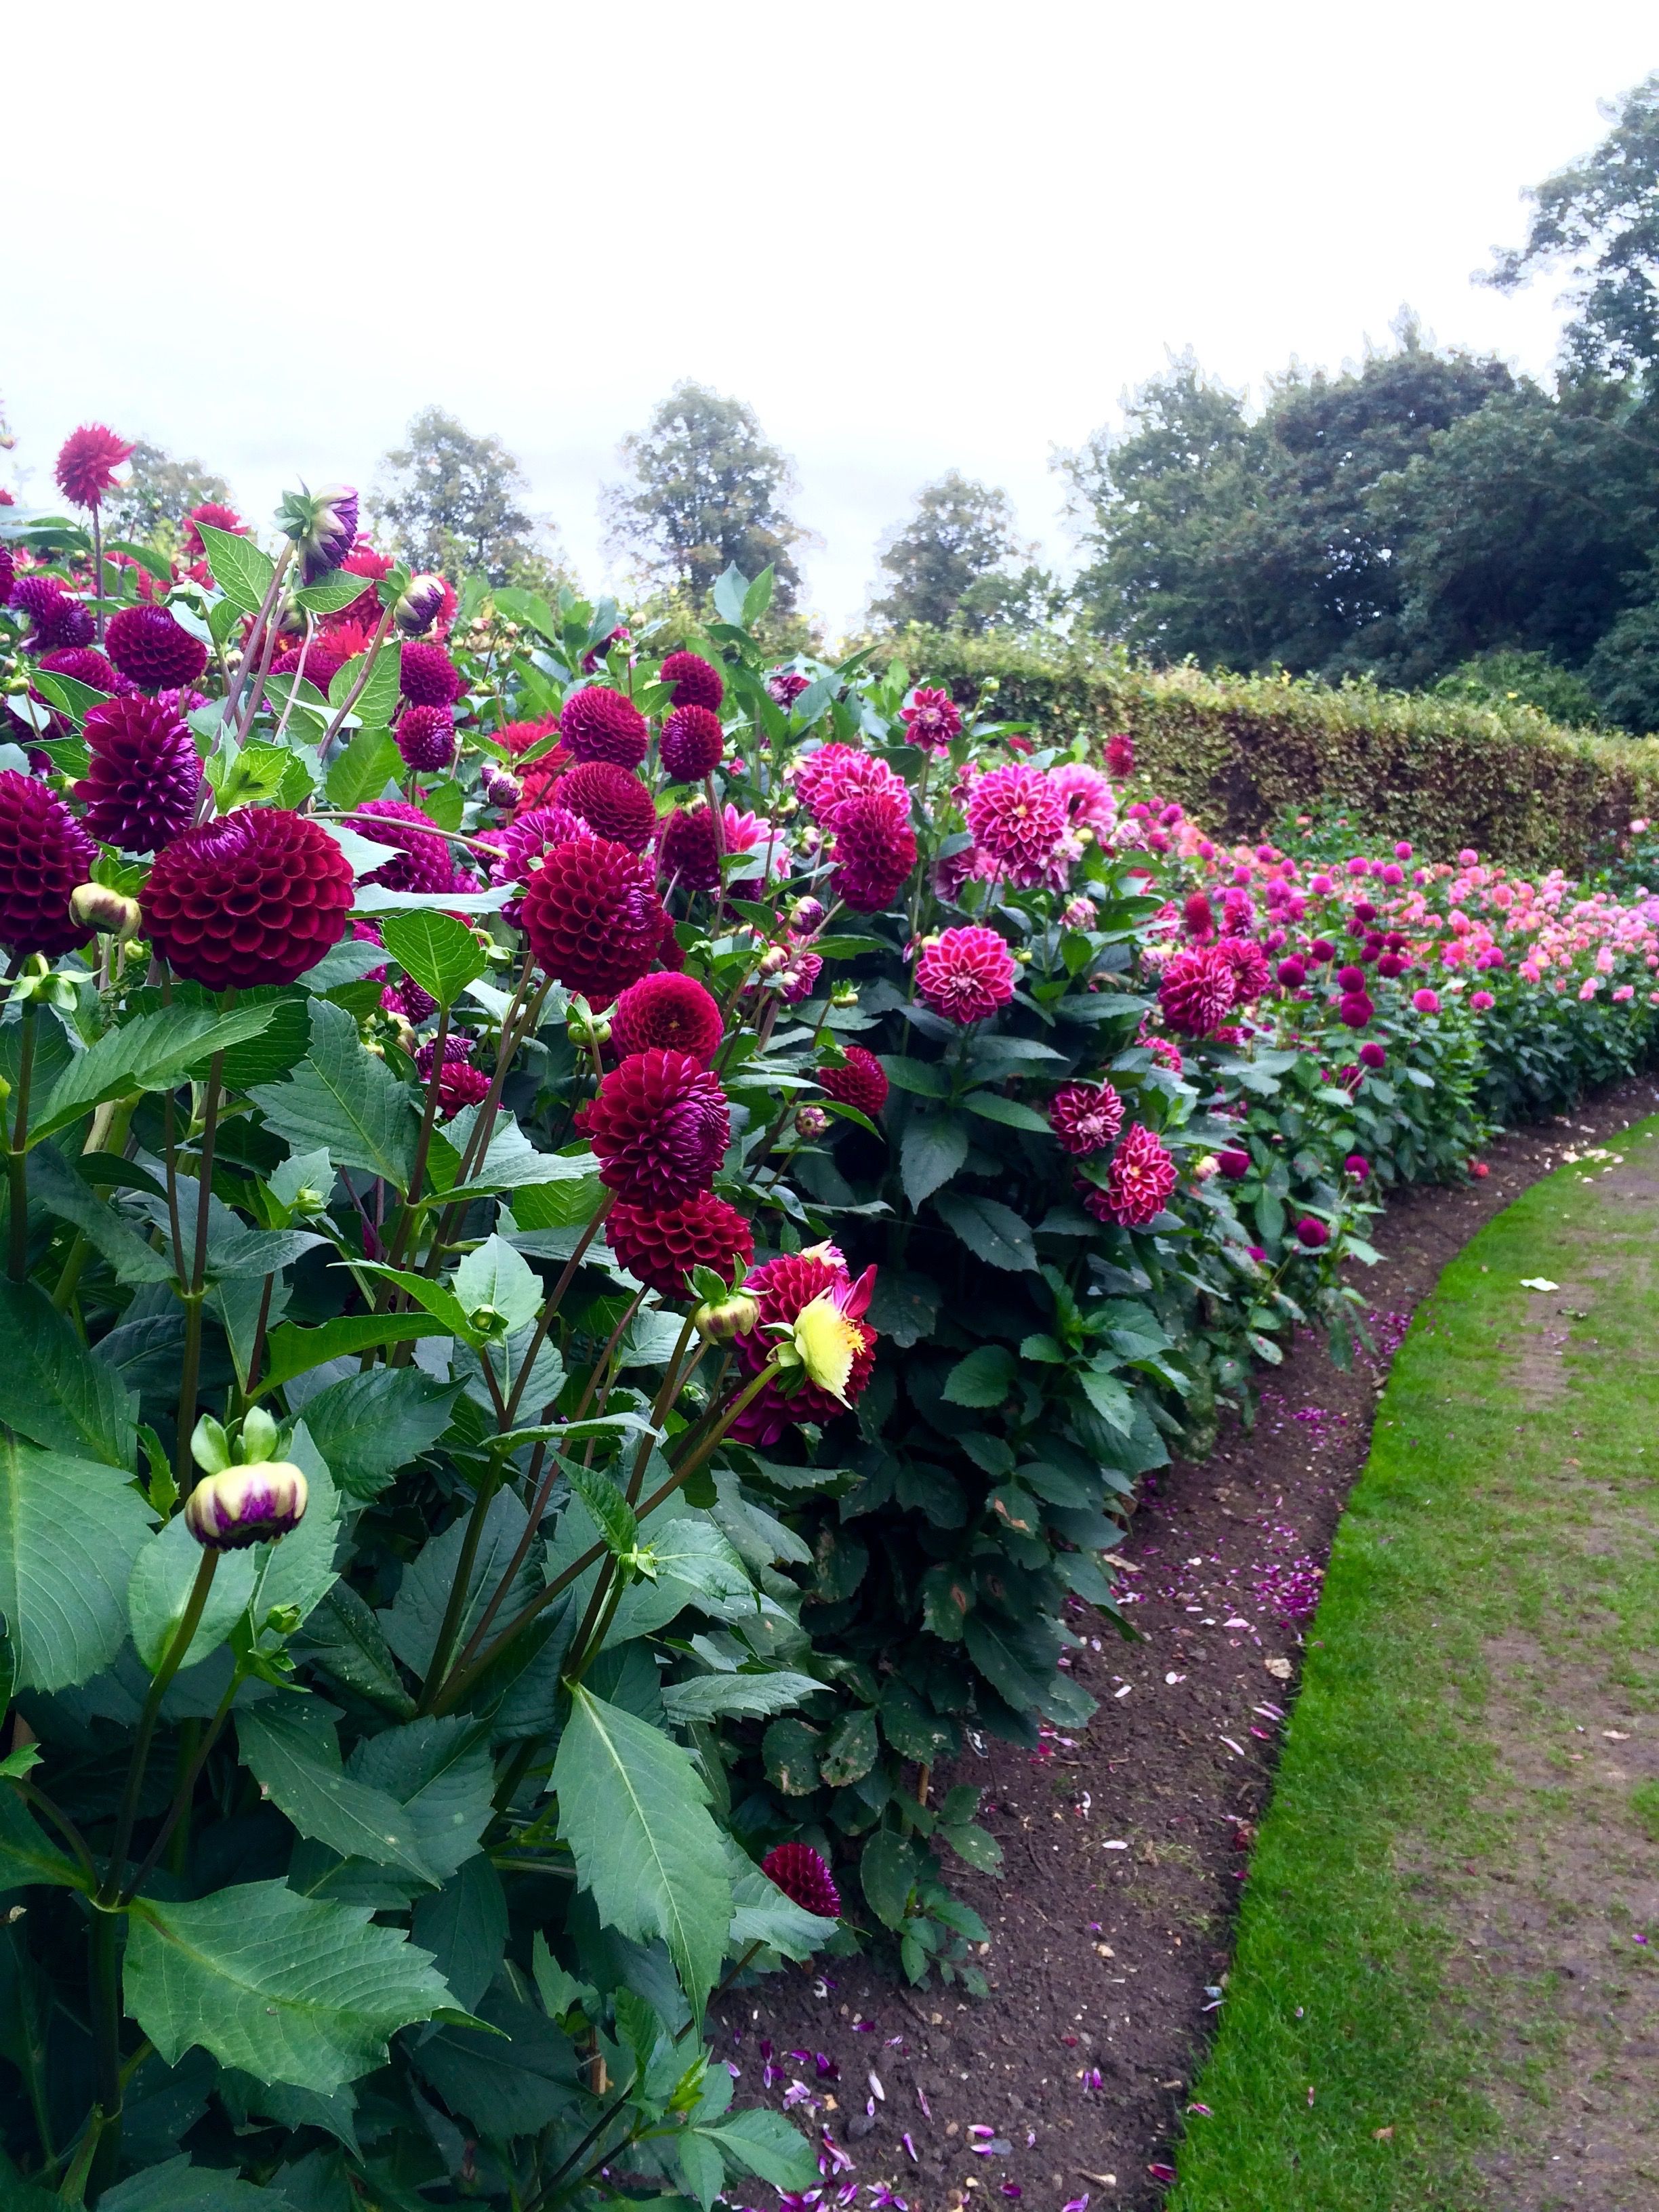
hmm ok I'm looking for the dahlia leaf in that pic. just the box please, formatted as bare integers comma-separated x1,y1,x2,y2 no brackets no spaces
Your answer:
326,726,403,812
29,667,110,720
962,1090,1052,1132
0,1788,87,1894
352,1263,480,1346
97,2153,274,2209
328,644,402,728
252,1312,454,1400
247,999,419,1189
567,1464,638,1563
381,1492,535,1681
123,1880,465,2095
0,1278,138,1465
381,910,487,1012
552,1685,733,2011
294,575,373,616
941,1343,1018,1410
34,1001,281,1145
661,1671,823,1723
128,1515,260,1674
346,1718,495,1881
0,1436,155,1691
352,882,516,917
899,1112,968,1208
742,565,777,626
196,520,275,616
452,1235,541,1336
932,1190,1038,1272
705,2106,819,2192
712,564,750,628
858,1828,920,1931
295,1368,464,1502
237,1704,438,1883
104,539,174,586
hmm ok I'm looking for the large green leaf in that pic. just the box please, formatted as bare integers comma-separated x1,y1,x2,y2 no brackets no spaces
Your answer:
706,2106,819,2192
328,642,402,726
0,1786,87,1892
899,1112,968,1207
292,1584,415,1717
380,912,487,1012
660,1670,821,1723
452,1234,541,1335
100,2153,272,2211
295,1368,462,1501
253,1311,453,1400
325,724,403,812
941,1343,1017,1409
237,1703,437,1882
196,520,275,615
28,1143,173,1286
128,1515,258,1674
0,1279,137,1465
123,1880,462,2093
0,1438,155,1690
33,1002,281,1145
347,1717,494,1881
933,1189,1038,1271
410,1855,506,2014
381,1490,534,1679
247,999,419,1189
552,1685,733,2008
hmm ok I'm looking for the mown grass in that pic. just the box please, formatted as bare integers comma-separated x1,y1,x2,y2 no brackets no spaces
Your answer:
1167,1122,1659,2211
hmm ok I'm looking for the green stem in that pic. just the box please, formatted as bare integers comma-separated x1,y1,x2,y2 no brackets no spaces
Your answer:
7,1000,36,1283
415,1464,503,1715
121,1677,238,1904
319,603,394,758
86,1911,123,2197
175,1051,226,1490
50,1230,89,1312
499,1197,614,1428
100,1549,220,1905
384,1006,451,1275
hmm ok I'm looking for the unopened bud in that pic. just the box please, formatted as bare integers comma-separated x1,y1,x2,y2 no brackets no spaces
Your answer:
480,762,523,808
831,983,857,1007
185,1462,309,1550
789,895,826,932
693,1292,760,1343
758,944,790,977
70,882,141,939
794,1105,830,1139
395,573,447,636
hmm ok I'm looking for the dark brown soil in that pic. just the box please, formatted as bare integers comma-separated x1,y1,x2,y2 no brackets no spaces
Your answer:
716,1076,1659,2212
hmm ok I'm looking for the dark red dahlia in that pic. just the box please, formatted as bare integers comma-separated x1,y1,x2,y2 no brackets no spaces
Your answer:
519,837,666,1005
658,650,723,712
13,577,94,651
54,424,134,510
659,703,724,783
501,715,562,757
561,687,649,769
1158,946,1235,1038
517,745,576,813
766,668,811,708
1081,1123,1177,1229
583,1048,730,1206
817,1044,888,1118
729,1248,878,1446
899,685,962,751
106,605,208,692
657,910,687,971
39,645,116,692
324,539,394,634
142,807,354,989
1216,937,1271,1002
830,790,917,913
353,799,459,895
657,804,720,893
606,1189,753,1297
75,695,202,851
399,640,462,709
1183,892,1215,942
555,761,657,851
1048,1080,1124,1156
610,972,724,1063
394,705,456,773
270,639,349,697
762,1841,841,1919
0,771,96,956
1104,733,1135,777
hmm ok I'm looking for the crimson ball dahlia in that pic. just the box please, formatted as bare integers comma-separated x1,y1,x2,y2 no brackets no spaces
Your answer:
583,1048,730,1206
555,761,657,851
1183,892,1216,941
1295,1216,1330,1249
399,640,462,710
501,714,562,758
762,1841,841,1918
607,1189,754,1297
659,703,724,783
1104,733,1135,777
829,790,917,913
270,639,349,697
142,807,354,989
657,804,720,893
1337,991,1375,1028
1158,946,1235,1038
54,424,134,510
106,605,208,692
433,1061,491,1118
817,1044,888,1118
76,696,202,851
1048,1080,1125,1156
0,771,96,957
520,836,666,1005
899,686,962,751
354,799,459,895
1082,1123,1178,1229
658,650,723,712
915,925,1017,1025
1217,1145,1250,1179
610,971,723,1063
561,687,649,769
394,705,456,773
39,645,116,691
12,577,94,651
1216,937,1271,1002
182,502,245,556
729,1247,878,1446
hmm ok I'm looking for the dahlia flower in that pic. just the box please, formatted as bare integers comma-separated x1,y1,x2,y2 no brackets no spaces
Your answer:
659,650,723,712
394,573,447,636
54,424,134,510
729,1245,878,1445
761,1841,841,1918
607,1190,753,1298
394,705,456,773
1158,947,1235,1036
182,502,245,556
583,1048,730,1206
1049,760,1115,840
142,808,354,989
520,837,666,1004
0,771,97,957
794,743,907,826
610,971,724,1063
39,645,116,693
1048,1080,1125,1156
556,761,657,851
12,577,94,651
899,687,962,750
916,926,1017,1024
658,804,722,893
1083,1123,1178,1229
399,641,462,710
1216,937,1271,1002
354,800,460,895
274,484,361,583
76,695,202,851
561,686,649,769
106,605,209,692
660,703,725,782
184,1461,308,1549
766,669,811,708
817,1044,888,1118
829,790,917,912
966,764,1067,886
1104,733,1135,777
483,806,586,893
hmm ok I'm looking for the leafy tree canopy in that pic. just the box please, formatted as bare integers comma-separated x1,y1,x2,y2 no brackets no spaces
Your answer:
372,407,563,588
869,470,1058,635
102,440,233,545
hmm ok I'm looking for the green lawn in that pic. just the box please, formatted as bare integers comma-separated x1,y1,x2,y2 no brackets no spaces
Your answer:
1168,1123,1659,2211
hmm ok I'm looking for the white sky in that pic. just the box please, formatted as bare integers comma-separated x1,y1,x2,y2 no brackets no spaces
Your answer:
5,2,1655,636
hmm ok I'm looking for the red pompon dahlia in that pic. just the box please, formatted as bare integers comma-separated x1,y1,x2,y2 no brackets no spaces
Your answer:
54,424,134,510
966,763,1067,886
106,605,208,692
561,686,649,769
915,925,1017,1025
610,971,724,1063
583,1048,730,1206
1082,1123,1178,1229
817,1045,888,1118
485,806,587,888
1104,733,1136,777
12,577,94,651
657,804,720,893
501,715,562,757
899,686,962,751
762,1841,841,1918
659,650,723,712
830,790,917,913
182,502,245,556
659,703,724,782
270,639,350,697
398,640,462,710
1158,946,1235,1038
0,771,96,957
1183,892,1215,942
1215,936,1271,1002
76,696,202,851
433,1061,492,1118
394,705,456,773
729,1247,878,1446
657,909,687,971
142,807,353,988
39,645,116,692
607,1189,754,1297
520,837,666,1005
1048,1080,1124,1157
353,799,459,895
555,761,657,851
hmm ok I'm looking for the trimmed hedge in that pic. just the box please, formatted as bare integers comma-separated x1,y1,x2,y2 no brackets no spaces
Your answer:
869,630,1659,870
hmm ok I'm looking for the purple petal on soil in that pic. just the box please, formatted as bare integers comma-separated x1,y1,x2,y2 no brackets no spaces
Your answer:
916,2088,932,2118
901,2133,918,2163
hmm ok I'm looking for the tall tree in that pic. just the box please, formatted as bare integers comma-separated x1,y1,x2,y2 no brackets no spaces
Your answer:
372,407,557,586
869,471,1054,634
101,441,233,543
603,383,806,610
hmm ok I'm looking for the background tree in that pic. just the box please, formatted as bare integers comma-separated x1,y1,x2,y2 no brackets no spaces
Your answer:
603,382,806,611
372,407,562,586
101,440,233,544
868,470,1057,634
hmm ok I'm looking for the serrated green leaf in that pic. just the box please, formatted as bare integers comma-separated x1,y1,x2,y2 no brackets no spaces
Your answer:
941,1343,1017,1409
900,1112,968,1207
661,1670,821,1723
380,911,487,1012
197,521,275,615
295,1368,462,1501
381,1491,534,1680
128,1515,258,1674
881,1056,950,1099
453,1233,541,1334
569,1464,638,1561
247,998,419,1188
933,1190,1038,1271
252,1312,451,1400
709,2106,818,2192
0,1278,137,1465
859,1828,918,1930
33,1002,280,1145
0,1437,155,1690
328,642,401,726
963,1090,1051,1132
100,2152,273,2210
0,1785,87,1891
293,574,372,615
348,1717,495,1881
325,725,402,811
238,1703,437,1881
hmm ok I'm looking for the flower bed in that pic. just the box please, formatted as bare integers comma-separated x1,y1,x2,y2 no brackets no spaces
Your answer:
1,446,1658,2207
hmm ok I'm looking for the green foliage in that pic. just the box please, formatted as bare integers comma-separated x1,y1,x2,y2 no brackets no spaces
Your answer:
869,470,1057,636
371,405,563,588
98,440,234,548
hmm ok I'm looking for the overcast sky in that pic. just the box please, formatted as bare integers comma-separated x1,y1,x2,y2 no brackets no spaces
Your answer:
5,3,1655,635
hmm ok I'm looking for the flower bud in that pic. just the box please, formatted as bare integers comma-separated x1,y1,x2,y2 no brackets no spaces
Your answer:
789,895,826,932
273,483,359,583
794,1104,830,1139
480,762,522,809
70,882,142,939
394,573,447,636
185,1461,309,1550
758,944,790,977
830,983,858,1008
693,1292,760,1343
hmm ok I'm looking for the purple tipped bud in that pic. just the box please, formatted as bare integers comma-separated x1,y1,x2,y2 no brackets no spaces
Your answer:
790,895,826,932
394,573,447,636
480,762,523,809
274,484,360,583
794,1104,830,1139
184,1461,309,1550
69,882,142,939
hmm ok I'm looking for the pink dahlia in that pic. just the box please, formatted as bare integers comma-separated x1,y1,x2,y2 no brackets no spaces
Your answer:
607,1189,753,1298
0,771,96,957
1083,1123,1178,1229
762,1841,841,1918
54,424,134,510
394,705,456,773
1158,946,1235,1037
965,764,1067,886
561,687,649,769
520,837,665,1005
484,806,586,889
583,1048,730,1206
899,687,962,751
659,703,725,782
1215,937,1271,1002
76,695,202,851
353,799,459,895
610,971,724,1063
915,925,1017,1024
106,605,209,692
766,669,811,708
817,1045,888,1118
1048,1080,1124,1156
794,743,907,826
729,1247,878,1445
142,808,353,989
399,640,462,710
182,502,245,556
1295,1216,1330,1249
829,790,917,913
1049,760,1116,841
659,650,723,712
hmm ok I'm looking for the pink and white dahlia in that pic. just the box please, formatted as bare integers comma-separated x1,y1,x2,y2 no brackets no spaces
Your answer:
965,764,1067,887
914,925,1017,1025
1158,946,1236,1036
1082,1124,1178,1229
899,687,962,751
1048,1080,1125,1157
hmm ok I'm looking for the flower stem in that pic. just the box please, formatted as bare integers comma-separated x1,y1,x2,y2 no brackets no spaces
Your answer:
99,1548,220,1906
6,1001,36,1283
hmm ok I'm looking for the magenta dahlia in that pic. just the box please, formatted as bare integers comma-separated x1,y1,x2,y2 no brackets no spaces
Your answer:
1158,947,1235,1038
899,686,962,751
729,1247,878,1446
657,804,721,893
766,668,811,708
817,1044,888,1118
658,650,723,713
398,640,462,710
607,1189,754,1298
39,645,116,692
13,577,94,651
915,926,1017,1025
484,806,586,889
394,705,456,773
610,972,724,1063
0,771,96,957
830,790,917,913
520,837,666,1005
182,502,245,556
762,1841,841,1918
583,1049,730,1206
555,762,657,851
54,424,134,510
794,743,907,827
270,638,350,697
352,800,460,895
0,545,13,603
75,695,202,851
1082,1124,1178,1229
560,687,649,769
1048,1080,1124,1156
1295,1216,1330,1249
659,703,725,783
1104,733,1135,778
142,807,353,989
966,764,1067,886
106,605,209,692
1216,937,1271,1002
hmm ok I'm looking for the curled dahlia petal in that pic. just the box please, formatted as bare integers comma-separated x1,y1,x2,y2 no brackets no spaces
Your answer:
762,1841,841,1917
583,1048,730,1206
1158,946,1235,1037
1048,1080,1124,1157
1049,760,1115,838
554,761,657,851
354,798,459,894
394,704,456,773
519,837,666,1006
766,668,811,708
483,806,588,888
899,686,961,751
915,925,1017,1024
659,703,724,782
399,640,462,709
610,972,723,1062
142,807,354,988
658,650,723,712
829,790,916,913
729,1249,878,1445
1080,1123,1178,1229
606,1189,754,1297
0,771,96,956
106,605,209,692
54,424,134,510
560,686,648,769
817,1044,888,1118
433,1061,492,1118
966,763,1067,886
75,695,202,851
